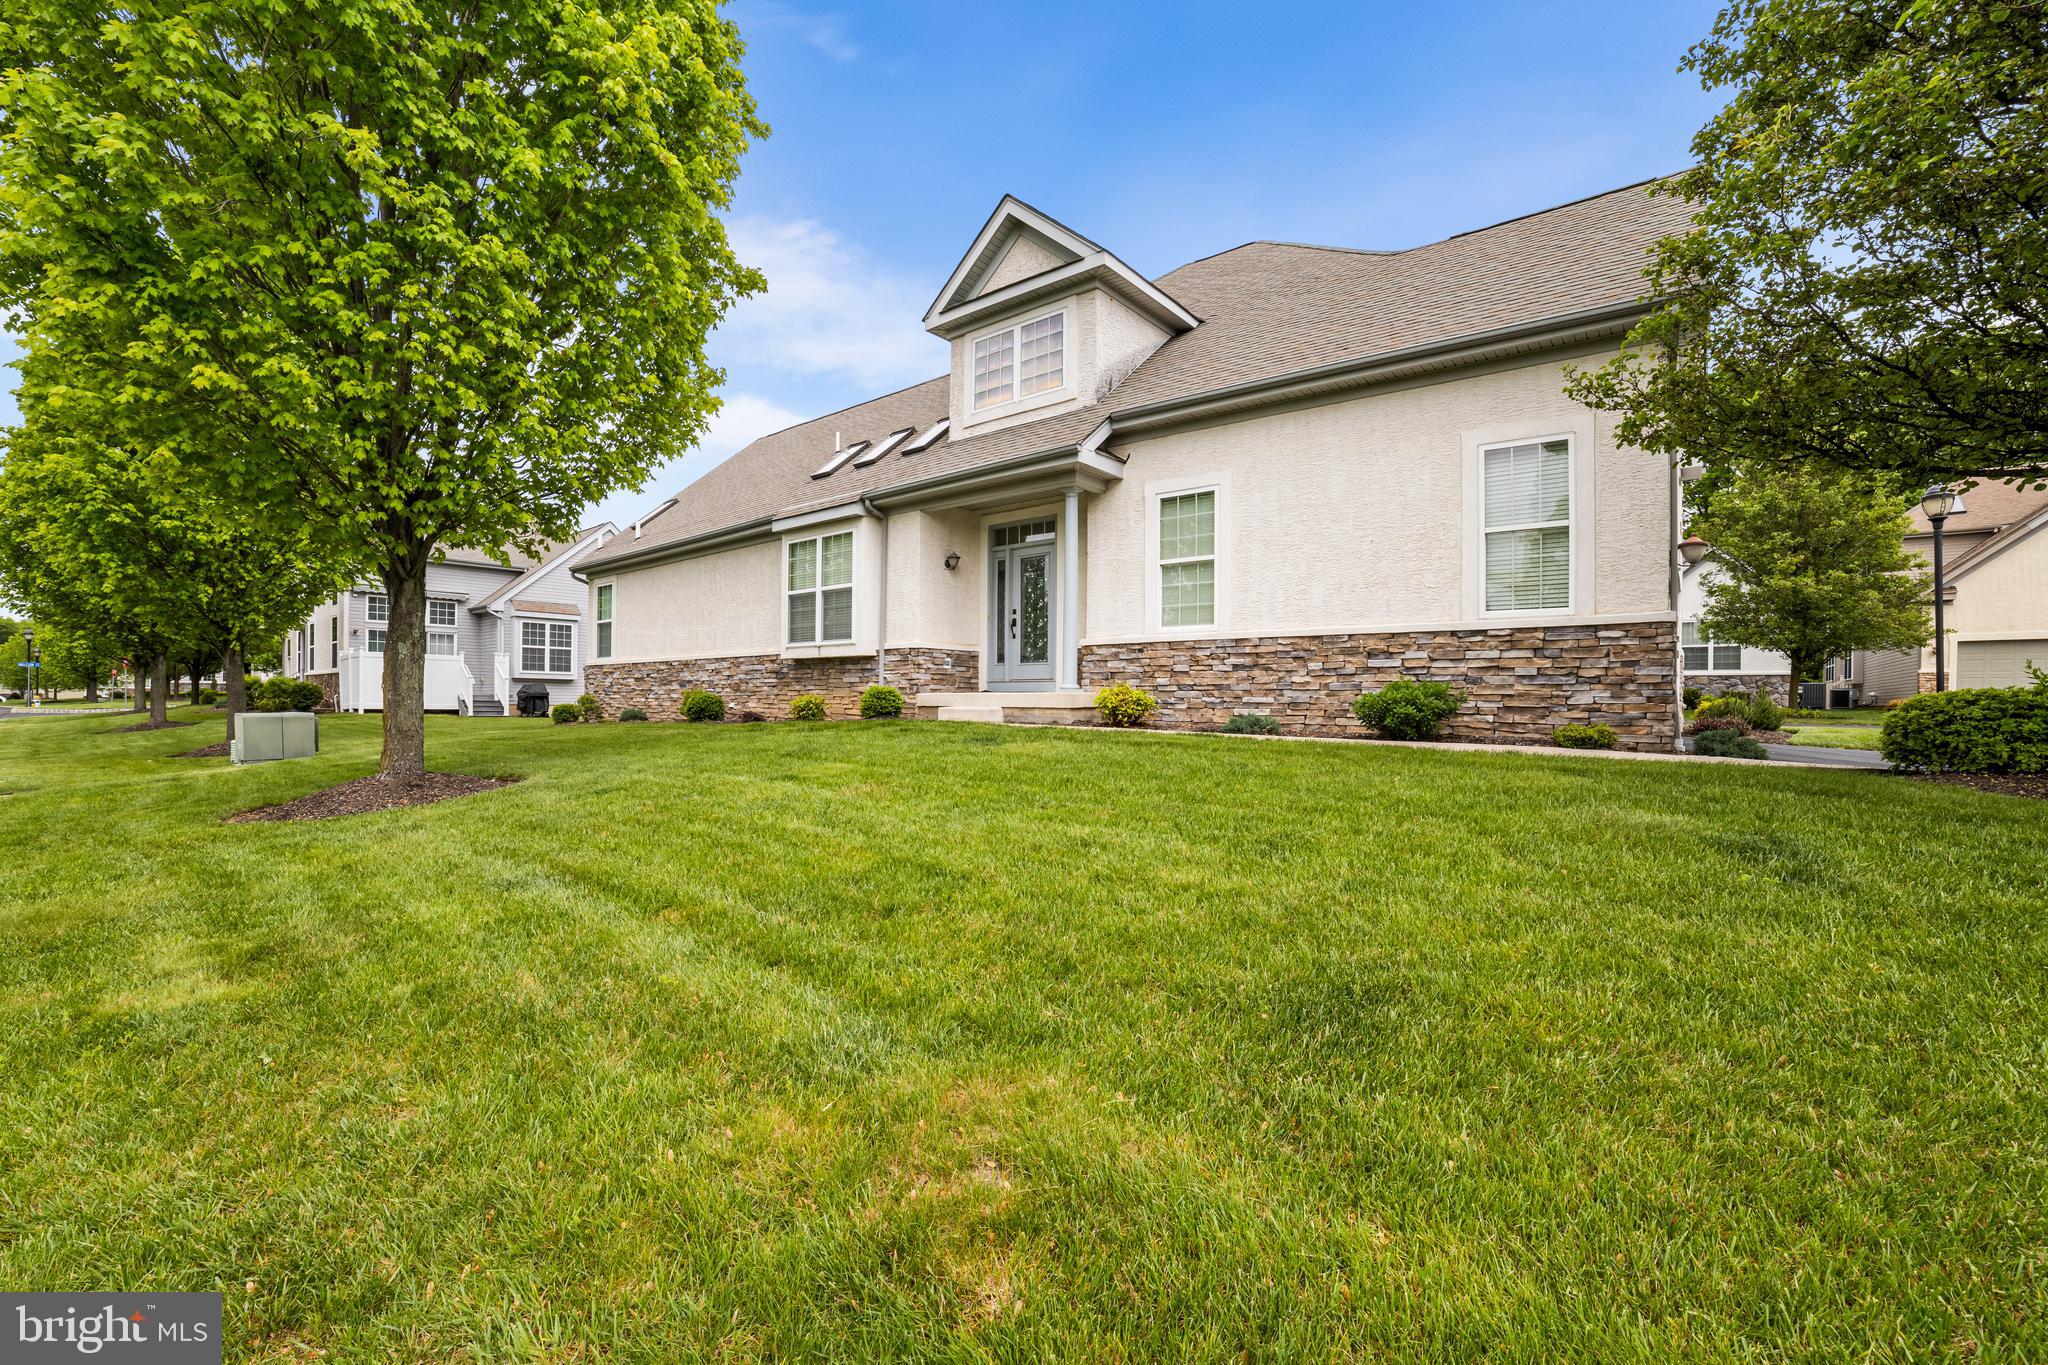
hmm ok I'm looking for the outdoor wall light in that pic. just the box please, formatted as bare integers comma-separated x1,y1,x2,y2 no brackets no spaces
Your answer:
944,550,961,571
1678,536,1711,566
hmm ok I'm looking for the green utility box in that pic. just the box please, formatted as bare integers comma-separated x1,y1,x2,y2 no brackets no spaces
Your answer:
233,711,319,764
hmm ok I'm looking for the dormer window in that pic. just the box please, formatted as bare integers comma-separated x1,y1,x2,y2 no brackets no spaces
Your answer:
972,308,1065,410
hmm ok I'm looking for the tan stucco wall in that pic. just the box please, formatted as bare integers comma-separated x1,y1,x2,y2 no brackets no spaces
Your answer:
1092,290,1172,402
592,539,782,663
886,507,981,650
1951,523,2048,636
976,233,1067,296
1083,353,1671,643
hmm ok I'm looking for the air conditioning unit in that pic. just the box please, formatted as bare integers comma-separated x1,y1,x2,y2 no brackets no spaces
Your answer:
1799,682,1827,709
1829,686,1857,710
232,711,319,764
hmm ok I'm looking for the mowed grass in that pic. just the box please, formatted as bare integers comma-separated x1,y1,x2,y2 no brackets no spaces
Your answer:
1781,722,1886,751
0,709,2043,1361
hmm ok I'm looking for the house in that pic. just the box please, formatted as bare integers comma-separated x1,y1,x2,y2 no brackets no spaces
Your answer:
280,524,617,716
1675,559,1795,703
1856,481,2048,702
579,183,1698,749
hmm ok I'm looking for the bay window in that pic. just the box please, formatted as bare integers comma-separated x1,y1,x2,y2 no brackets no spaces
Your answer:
1482,438,1571,612
520,620,573,674
787,531,854,645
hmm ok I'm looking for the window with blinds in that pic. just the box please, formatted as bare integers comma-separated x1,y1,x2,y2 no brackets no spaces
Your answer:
972,310,1065,410
788,531,854,645
520,620,573,673
1483,439,1571,612
595,584,613,658
1681,621,1742,671
427,598,458,657
1159,489,1216,628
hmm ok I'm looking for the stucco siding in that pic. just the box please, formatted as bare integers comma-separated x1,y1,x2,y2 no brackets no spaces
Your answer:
1092,290,1171,401
1952,522,2048,636
976,233,1066,296
1083,353,1668,644
886,508,981,650
593,539,783,664
949,287,1121,438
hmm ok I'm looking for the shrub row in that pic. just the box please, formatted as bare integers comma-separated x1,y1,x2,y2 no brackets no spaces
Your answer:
1880,685,2048,773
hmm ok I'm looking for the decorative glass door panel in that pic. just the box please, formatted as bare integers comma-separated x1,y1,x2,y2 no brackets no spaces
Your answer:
988,520,1056,686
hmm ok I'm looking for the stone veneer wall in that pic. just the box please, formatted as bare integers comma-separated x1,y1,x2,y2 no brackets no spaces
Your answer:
1688,672,1790,705
1080,621,1680,751
585,647,978,720
306,670,340,713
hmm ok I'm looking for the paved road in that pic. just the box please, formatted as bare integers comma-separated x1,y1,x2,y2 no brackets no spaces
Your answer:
1758,742,1889,769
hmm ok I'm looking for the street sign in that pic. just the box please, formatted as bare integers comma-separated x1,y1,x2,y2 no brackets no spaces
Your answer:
16,661,36,669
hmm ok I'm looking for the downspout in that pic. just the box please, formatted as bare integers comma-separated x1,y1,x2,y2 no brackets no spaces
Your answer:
862,496,888,684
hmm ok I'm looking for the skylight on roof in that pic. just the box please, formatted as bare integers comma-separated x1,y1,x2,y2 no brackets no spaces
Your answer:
901,419,949,455
852,428,914,468
812,441,869,479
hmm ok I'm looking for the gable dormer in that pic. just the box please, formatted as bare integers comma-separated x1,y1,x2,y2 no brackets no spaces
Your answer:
925,197,1199,436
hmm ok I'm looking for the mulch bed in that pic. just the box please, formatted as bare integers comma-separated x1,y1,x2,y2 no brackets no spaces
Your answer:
114,719,195,733
174,740,232,759
227,771,516,823
1898,771,2048,801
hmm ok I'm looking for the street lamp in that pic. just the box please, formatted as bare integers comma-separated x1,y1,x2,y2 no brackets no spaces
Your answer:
1678,536,1711,567
19,627,33,706
1919,484,1967,692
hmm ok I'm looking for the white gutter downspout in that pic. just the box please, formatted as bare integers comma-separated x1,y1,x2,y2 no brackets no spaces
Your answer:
861,496,888,684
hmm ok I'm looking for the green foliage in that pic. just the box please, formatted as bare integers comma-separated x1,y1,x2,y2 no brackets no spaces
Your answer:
550,703,581,725
680,689,725,723
858,685,904,720
0,0,764,775
254,677,324,713
1351,679,1464,741
789,694,828,722
1880,687,2048,774
1683,686,1705,711
196,689,220,706
1695,691,1786,733
576,693,602,723
1691,727,1770,760
1553,723,1618,750
1685,463,1932,693
1093,683,1157,729
1565,1,2048,489
1687,714,1755,739
618,708,648,723
1221,713,1282,735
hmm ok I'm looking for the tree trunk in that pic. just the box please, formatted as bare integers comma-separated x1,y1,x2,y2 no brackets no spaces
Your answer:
148,654,170,725
222,644,246,744
1786,652,1805,715
128,662,145,712
379,550,431,780
84,675,99,702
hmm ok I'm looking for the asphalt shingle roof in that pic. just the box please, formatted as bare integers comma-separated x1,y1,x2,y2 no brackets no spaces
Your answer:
586,179,1696,568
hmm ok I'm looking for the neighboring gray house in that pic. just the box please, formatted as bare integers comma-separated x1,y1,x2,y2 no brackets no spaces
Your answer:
280,525,617,716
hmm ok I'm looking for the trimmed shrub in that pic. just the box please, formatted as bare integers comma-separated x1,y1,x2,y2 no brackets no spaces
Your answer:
1682,686,1704,711
1685,713,1754,738
1351,679,1464,741
1553,722,1618,750
1696,690,1785,733
1879,686,2048,773
1691,727,1769,760
1093,683,1157,728
1221,713,1281,735
254,677,324,713
576,692,602,722
550,702,580,724
859,684,905,720
618,707,648,722
196,688,221,705
680,688,725,723
789,694,828,721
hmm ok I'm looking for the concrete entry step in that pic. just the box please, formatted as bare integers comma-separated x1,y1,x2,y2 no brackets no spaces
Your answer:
916,691,1096,725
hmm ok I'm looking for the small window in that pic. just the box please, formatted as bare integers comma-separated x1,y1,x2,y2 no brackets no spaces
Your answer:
595,584,613,659
852,428,913,468
1682,622,1743,672
428,599,457,628
427,630,458,656
901,419,949,454
1483,438,1571,612
1158,491,1216,628
787,531,854,645
520,620,575,674
972,310,1065,411
329,617,338,669
812,440,869,480
365,593,389,623
366,628,387,654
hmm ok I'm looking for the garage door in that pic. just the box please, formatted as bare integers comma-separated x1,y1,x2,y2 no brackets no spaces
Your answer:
1956,640,2048,689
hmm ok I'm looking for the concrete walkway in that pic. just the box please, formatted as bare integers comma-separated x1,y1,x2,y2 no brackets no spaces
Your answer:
1758,741,1889,770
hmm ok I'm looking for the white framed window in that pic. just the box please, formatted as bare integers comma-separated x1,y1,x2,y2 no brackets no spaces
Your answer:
1682,622,1743,672
365,593,389,623
1482,437,1572,612
1158,490,1216,628
366,628,387,654
595,584,613,659
787,531,854,645
329,617,338,669
427,598,458,656
520,620,574,674
971,308,1065,411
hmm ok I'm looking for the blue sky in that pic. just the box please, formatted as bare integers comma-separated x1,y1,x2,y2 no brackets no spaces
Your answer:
0,0,1730,533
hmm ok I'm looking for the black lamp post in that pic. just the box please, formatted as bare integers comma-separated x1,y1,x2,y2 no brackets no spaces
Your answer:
21,626,34,704
1919,485,1966,692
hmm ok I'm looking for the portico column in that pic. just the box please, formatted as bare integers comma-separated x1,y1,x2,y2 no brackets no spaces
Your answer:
1060,485,1080,691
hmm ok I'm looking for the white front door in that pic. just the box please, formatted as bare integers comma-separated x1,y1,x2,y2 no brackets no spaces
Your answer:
987,518,1056,689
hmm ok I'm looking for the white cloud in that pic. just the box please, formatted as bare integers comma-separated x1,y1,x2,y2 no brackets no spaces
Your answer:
587,391,806,530
740,2,860,62
719,216,945,389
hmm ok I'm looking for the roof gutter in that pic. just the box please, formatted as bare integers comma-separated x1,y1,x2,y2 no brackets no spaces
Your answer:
1106,298,1655,435
573,515,776,577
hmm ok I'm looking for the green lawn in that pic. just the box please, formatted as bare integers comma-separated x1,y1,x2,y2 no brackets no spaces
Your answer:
2,708,2044,1360
1781,722,1885,751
